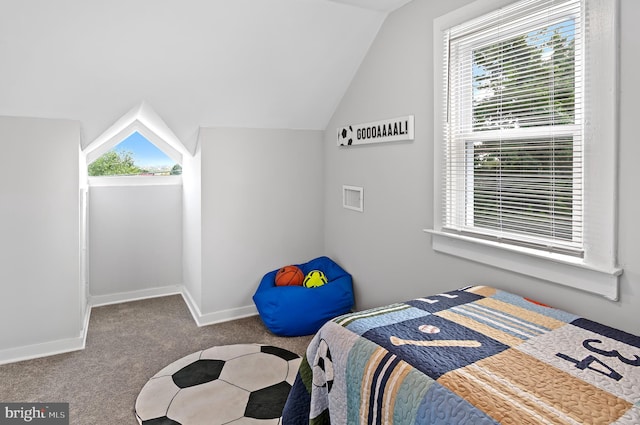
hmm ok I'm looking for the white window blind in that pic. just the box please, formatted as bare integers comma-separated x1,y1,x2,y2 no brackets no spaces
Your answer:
443,0,583,256
431,0,621,299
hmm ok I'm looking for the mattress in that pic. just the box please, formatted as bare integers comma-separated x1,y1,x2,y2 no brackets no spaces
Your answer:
282,285,640,424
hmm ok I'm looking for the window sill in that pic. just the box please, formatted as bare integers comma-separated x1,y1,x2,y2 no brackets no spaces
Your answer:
88,175,182,187
423,229,622,301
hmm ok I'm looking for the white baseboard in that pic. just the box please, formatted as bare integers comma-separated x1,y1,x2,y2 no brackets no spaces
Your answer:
0,304,93,366
0,334,85,366
0,285,258,365
180,287,258,327
89,285,183,307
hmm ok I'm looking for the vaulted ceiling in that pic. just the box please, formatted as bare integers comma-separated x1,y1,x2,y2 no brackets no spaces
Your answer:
0,0,412,152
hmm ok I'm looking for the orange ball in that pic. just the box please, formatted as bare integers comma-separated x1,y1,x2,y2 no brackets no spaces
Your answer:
275,265,304,286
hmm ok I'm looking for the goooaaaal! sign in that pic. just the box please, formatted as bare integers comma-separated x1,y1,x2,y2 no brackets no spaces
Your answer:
337,115,414,146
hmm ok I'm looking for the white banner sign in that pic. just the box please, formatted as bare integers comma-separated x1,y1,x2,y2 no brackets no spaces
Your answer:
337,115,414,146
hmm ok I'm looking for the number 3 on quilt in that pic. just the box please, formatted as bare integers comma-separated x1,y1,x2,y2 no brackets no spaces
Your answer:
582,339,640,366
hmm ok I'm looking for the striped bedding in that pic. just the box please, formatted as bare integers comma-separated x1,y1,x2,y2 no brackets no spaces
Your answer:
282,286,640,424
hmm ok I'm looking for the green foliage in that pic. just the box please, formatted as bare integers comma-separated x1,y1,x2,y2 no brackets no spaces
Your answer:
88,150,143,176
170,164,182,175
472,26,575,130
471,23,577,240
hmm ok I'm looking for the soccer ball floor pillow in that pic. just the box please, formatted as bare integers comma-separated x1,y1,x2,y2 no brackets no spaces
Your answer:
252,256,354,336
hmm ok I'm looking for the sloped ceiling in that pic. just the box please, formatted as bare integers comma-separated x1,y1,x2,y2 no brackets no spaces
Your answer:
328,0,413,12
0,0,410,152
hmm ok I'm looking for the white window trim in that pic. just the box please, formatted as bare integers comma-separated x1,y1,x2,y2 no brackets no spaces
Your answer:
84,101,188,166
83,101,188,187
85,122,183,167
428,0,622,300
88,175,182,187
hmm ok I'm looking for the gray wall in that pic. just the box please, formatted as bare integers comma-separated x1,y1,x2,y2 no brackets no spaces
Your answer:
87,126,326,324
0,116,82,353
197,127,326,316
89,184,183,297
182,143,202,309
324,0,640,335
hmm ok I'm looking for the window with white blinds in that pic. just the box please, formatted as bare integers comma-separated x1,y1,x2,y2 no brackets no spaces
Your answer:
443,0,583,256
430,0,621,299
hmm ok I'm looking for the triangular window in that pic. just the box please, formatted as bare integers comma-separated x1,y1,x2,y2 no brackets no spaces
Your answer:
88,132,181,177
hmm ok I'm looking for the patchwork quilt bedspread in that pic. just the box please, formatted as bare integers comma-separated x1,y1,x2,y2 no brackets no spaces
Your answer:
282,286,640,424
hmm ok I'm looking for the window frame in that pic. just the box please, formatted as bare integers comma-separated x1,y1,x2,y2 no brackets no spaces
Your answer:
88,175,182,187
447,1,583,255
83,101,188,188
427,0,622,300
86,130,183,187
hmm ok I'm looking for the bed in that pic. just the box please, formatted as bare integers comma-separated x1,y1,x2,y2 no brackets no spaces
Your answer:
282,285,640,424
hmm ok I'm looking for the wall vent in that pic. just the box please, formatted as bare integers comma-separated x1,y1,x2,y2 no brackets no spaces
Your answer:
343,185,364,212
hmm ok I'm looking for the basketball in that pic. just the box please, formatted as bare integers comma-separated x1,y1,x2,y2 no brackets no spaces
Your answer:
303,270,328,288
275,265,304,286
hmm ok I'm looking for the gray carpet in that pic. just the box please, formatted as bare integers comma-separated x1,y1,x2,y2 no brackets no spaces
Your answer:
0,295,313,425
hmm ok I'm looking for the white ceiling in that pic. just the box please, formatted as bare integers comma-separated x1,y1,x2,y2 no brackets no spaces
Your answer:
0,0,412,152
328,0,414,12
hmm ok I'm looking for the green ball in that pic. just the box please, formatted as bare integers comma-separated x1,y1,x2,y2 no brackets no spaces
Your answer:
303,270,328,288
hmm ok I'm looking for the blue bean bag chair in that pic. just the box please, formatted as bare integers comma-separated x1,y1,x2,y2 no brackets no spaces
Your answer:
253,256,354,336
